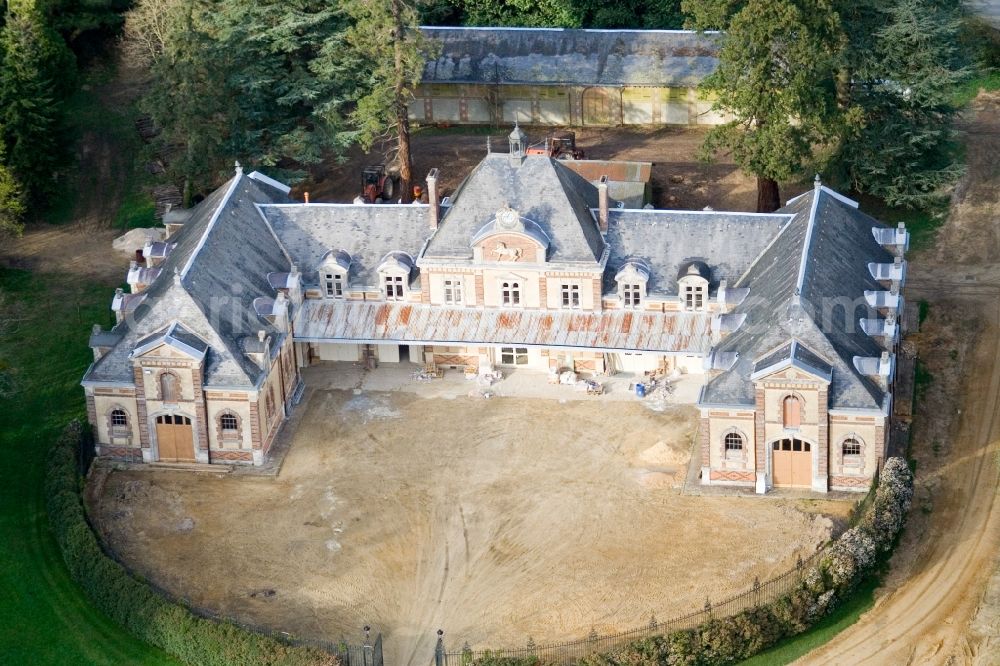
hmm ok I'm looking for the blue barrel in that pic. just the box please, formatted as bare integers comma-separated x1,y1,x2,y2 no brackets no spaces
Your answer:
635,383,646,398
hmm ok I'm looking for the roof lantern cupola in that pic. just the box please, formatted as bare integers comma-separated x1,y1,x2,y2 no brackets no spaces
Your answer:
509,122,527,166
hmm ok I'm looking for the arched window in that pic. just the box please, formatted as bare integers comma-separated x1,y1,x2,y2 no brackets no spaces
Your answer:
842,437,863,465
160,372,180,402
724,432,744,460
220,413,238,432
109,408,128,436
782,395,801,429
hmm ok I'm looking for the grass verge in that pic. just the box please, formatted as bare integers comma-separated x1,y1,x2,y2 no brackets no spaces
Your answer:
0,266,174,665
736,575,879,666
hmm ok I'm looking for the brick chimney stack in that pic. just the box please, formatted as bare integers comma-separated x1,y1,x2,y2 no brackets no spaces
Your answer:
598,175,609,232
427,168,440,229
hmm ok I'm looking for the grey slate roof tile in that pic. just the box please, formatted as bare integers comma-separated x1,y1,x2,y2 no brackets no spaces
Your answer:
84,172,292,388
603,210,791,296
424,153,604,265
259,204,432,290
422,27,720,87
700,188,894,410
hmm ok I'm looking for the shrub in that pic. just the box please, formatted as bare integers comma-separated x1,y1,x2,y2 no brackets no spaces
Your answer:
45,421,337,666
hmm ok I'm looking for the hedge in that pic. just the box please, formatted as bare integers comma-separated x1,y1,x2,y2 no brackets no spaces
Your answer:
45,421,337,666
474,458,914,666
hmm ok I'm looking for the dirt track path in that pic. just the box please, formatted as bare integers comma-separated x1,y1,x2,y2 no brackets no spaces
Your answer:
799,93,1000,665
799,283,1000,665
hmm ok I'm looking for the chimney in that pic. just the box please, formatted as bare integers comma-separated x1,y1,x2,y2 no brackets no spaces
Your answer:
274,291,289,332
427,168,440,230
598,175,609,232
304,191,310,204
717,279,728,306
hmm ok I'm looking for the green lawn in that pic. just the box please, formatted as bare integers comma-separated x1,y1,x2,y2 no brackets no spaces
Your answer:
0,268,175,664
737,576,879,666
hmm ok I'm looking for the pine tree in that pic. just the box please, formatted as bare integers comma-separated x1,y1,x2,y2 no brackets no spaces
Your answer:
341,0,437,203
0,5,74,205
696,0,843,211
835,0,968,207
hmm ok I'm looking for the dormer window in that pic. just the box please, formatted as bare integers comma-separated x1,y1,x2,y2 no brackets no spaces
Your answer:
317,250,352,299
384,275,405,301
677,261,710,312
615,260,650,309
377,251,414,303
324,272,344,299
684,283,705,310
623,284,641,308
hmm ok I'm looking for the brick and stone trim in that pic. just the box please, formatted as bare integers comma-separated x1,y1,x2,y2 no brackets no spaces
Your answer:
699,417,710,468
830,475,871,491
709,470,755,483
249,401,262,450
133,366,150,449
191,368,209,452
209,449,254,463
754,388,766,472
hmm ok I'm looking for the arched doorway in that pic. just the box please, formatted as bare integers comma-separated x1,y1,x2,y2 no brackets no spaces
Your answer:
772,438,811,488
155,414,195,462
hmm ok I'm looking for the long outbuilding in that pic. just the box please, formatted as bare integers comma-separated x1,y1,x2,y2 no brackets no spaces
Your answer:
413,27,725,126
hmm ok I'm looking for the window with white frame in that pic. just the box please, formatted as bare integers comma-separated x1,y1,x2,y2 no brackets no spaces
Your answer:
842,437,863,465
501,281,521,306
324,272,344,298
684,283,705,310
724,432,744,460
110,408,128,435
622,283,642,308
384,274,405,301
443,278,464,305
560,283,581,309
500,346,529,365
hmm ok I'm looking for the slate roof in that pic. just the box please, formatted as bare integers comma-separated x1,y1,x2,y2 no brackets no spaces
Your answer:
423,153,605,265
294,299,713,354
83,170,292,387
603,210,791,296
258,204,432,289
421,27,721,87
699,187,895,410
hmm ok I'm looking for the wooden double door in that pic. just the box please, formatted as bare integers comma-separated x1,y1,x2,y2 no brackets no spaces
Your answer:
155,414,195,462
772,438,812,488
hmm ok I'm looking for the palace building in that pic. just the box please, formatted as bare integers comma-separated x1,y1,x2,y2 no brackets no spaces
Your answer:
82,127,906,493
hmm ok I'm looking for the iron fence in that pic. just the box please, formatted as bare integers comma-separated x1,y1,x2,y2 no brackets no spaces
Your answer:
435,549,825,666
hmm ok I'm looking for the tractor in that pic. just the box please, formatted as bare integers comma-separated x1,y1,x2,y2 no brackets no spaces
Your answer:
525,131,585,160
360,164,398,203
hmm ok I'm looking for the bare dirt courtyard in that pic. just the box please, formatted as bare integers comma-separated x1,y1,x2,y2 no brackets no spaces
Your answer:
91,387,850,665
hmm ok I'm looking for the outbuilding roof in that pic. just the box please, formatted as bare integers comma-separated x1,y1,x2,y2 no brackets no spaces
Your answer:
421,27,721,87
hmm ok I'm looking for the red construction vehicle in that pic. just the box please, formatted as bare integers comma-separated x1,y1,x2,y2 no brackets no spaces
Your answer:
361,165,397,203
525,131,585,160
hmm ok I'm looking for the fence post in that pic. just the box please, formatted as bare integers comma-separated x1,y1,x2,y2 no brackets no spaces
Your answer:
435,629,445,666
363,625,373,666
